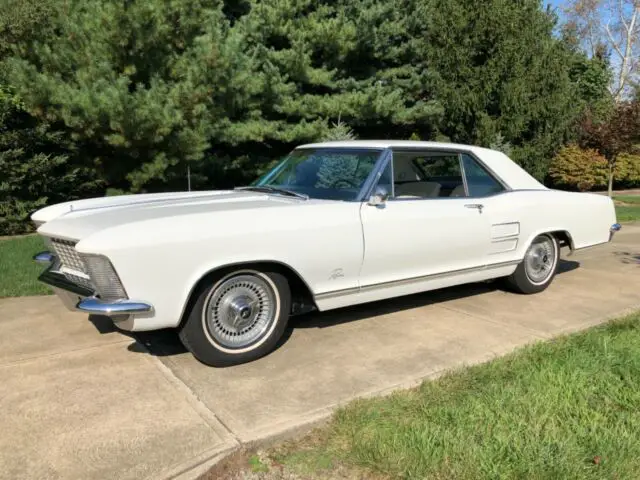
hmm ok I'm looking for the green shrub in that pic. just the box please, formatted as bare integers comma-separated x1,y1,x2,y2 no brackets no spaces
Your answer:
548,146,640,191
617,153,640,187
548,144,609,191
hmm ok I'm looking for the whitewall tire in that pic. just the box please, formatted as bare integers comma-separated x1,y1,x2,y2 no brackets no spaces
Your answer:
179,269,291,367
505,234,559,294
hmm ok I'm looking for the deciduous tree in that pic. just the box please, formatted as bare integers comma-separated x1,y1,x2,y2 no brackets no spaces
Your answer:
563,0,640,101
579,100,640,195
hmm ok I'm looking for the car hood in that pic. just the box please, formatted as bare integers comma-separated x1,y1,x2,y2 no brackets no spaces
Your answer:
34,190,300,241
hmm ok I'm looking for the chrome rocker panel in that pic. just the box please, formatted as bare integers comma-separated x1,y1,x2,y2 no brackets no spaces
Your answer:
33,251,153,317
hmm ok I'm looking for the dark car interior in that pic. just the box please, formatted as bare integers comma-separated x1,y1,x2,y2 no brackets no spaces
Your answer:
389,151,505,199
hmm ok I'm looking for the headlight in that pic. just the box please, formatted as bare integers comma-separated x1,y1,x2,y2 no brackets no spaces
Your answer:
81,254,127,301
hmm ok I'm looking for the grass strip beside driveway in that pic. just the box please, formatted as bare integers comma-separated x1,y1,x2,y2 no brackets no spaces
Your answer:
212,313,640,479
614,195,640,222
0,235,50,298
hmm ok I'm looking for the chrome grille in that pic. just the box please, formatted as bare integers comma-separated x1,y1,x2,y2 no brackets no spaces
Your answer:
48,238,96,292
82,255,128,301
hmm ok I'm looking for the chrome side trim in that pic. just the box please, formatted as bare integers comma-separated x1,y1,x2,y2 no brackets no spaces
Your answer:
315,260,521,301
489,239,518,253
491,234,519,242
76,297,153,316
34,251,54,263
316,286,360,300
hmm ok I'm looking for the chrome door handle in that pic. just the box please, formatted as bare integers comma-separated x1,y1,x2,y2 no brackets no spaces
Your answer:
465,203,484,213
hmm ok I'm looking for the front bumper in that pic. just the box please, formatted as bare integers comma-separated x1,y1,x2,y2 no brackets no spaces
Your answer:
34,251,153,317
76,297,153,315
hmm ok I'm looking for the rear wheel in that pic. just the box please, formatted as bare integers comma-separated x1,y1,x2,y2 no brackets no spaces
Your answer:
179,269,291,367
505,234,559,294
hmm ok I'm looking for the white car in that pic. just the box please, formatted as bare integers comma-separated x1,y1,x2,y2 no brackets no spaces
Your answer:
32,141,621,366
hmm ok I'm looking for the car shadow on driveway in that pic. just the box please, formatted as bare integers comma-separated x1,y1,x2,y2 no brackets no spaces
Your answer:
88,314,120,334
125,259,581,361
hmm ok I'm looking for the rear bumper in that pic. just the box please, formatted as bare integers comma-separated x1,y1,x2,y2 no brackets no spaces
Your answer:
34,251,153,317
610,223,622,240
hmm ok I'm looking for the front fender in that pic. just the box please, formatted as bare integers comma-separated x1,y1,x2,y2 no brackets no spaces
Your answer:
76,202,364,330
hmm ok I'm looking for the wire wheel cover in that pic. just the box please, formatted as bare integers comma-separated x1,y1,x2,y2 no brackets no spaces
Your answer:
524,236,556,284
205,274,277,349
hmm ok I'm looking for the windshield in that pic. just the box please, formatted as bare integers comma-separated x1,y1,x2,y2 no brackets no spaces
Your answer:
251,148,384,201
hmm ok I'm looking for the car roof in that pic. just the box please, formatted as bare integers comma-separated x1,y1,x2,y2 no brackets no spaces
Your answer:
296,140,491,153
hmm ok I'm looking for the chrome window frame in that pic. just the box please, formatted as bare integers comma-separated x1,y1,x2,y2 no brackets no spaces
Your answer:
360,148,393,201
363,146,512,202
356,148,394,201
459,155,470,196
458,152,509,198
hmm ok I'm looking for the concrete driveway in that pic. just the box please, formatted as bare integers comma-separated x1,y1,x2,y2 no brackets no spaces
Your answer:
1,225,639,479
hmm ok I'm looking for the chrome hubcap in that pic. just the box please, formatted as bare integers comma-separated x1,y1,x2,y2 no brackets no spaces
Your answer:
205,274,276,349
524,236,556,284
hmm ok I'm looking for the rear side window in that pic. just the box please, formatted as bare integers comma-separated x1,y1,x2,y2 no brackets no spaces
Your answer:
412,154,462,179
392,151,465,198
461,154,505,197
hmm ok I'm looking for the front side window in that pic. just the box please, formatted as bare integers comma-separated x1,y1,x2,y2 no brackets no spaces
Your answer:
391,151,465,198
461,154,505,197
253,148,383,200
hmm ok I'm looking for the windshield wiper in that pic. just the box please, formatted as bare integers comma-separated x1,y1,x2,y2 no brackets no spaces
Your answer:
236,185,309,200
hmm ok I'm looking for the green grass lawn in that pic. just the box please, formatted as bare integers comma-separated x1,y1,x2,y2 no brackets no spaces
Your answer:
0,235,51,298
227,313,640,480
614,195,640,222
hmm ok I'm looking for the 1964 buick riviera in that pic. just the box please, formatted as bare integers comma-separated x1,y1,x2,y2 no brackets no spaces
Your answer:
32,141,621,366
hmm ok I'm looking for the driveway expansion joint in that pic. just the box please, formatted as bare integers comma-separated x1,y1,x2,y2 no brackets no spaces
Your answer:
437,303,551,340
0,338,132,368
136,341,241,446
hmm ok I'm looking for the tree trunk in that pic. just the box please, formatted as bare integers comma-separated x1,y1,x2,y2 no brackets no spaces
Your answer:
608,163,614,197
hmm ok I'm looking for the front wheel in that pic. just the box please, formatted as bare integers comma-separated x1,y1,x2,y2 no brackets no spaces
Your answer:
505,234,559,294
179,269,291,367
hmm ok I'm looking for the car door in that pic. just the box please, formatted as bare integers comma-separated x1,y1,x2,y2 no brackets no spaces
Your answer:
358,148,505,288
459,152,521,263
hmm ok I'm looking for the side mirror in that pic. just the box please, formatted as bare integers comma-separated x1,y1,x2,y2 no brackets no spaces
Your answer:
368,186,389,206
